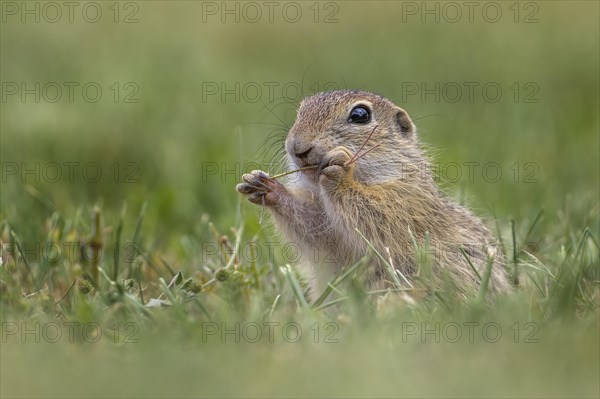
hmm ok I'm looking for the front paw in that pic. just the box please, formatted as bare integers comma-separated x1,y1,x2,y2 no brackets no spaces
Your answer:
236,170,286,206
319,146,354,189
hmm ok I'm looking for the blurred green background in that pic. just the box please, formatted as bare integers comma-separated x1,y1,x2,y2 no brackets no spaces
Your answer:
2,1,598,241
1,1,599,398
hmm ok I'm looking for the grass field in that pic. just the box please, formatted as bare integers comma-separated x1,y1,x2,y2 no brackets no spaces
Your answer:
1,1,599,398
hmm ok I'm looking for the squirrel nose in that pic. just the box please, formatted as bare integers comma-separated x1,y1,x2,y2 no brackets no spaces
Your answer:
294,146,313,160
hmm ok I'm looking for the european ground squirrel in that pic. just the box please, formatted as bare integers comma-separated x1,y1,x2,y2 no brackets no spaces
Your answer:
237,90,509,299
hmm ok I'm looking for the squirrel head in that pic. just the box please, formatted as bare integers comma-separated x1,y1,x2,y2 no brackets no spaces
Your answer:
285,90,421,185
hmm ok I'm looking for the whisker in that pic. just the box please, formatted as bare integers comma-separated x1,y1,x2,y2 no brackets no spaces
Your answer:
347,124,379,165
347,144,381,166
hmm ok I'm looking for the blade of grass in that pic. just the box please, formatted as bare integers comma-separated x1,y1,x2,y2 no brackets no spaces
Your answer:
477,255,495,301
521,208,544,250
326,282,346,298
34,213,61,293
268,294,281,320
10,230,32,281
520,253,556,279
312,255,368,308
522,269,545,297
355,228,403,288
158,276,178,304
460,246,482,282
224,225,244,270
112,202,126,281
135,259,145,305
134,246,166,280
158,272,183,300
132,202,147,247
491,204,506,258
281,264,309,309
386,247,412,288
314,296,349,312
54,278,77,305
89,207,102,287
511,219,519,286
23,184,55,210
159,257,176,277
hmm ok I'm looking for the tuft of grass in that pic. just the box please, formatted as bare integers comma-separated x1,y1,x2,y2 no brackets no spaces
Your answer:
0,202,598,398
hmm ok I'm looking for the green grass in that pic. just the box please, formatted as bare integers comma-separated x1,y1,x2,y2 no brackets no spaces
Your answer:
1,1,599,398
1,205,598,397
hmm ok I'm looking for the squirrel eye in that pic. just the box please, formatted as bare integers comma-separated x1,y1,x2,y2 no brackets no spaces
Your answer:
348,105,371,124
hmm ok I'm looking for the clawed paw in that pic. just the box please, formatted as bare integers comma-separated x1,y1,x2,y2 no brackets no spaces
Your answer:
319,146,354,189
236,170,286,206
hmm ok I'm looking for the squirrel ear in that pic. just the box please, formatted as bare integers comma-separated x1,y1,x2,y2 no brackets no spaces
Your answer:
395,108,416,138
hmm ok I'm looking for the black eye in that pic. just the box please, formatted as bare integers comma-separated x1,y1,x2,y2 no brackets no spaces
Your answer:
348,105,371,124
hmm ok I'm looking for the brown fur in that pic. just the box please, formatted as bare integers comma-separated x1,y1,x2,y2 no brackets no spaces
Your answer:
237,90,509,299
